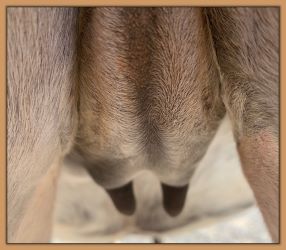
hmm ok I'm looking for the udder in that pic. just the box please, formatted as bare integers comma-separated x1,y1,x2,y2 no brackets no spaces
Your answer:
69,7,225,216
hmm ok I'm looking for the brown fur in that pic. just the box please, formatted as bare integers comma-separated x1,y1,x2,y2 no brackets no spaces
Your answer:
7,8,79,242
7,7,279,242
206,8,279,138
206,7,279,242
72,7,225,216
238,132,279,242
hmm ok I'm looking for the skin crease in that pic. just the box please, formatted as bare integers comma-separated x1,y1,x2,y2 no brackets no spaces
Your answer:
7,7,278,243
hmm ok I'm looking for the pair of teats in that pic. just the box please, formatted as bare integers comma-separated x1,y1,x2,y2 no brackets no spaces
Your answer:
106,181,189,216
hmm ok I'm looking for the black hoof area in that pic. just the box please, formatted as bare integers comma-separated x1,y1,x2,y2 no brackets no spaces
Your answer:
161,183,189,217
106,182,136,216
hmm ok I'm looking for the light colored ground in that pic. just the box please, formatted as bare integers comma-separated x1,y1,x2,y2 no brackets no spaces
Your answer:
117,206,271,243
53,206,271,243
158,206,271,243
52,116,272,243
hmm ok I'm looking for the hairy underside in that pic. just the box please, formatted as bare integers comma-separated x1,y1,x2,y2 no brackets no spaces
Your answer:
7,7,279,242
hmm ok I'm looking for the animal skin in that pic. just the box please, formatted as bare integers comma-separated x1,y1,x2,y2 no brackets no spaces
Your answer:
7,7,279,243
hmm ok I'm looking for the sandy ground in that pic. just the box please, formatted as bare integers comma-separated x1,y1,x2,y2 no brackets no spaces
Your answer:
52,116,272,243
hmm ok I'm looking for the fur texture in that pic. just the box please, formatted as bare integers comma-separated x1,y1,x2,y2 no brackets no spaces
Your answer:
73,7,225,188
206,7,279,242
7,8,79,242
7,7,279,242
